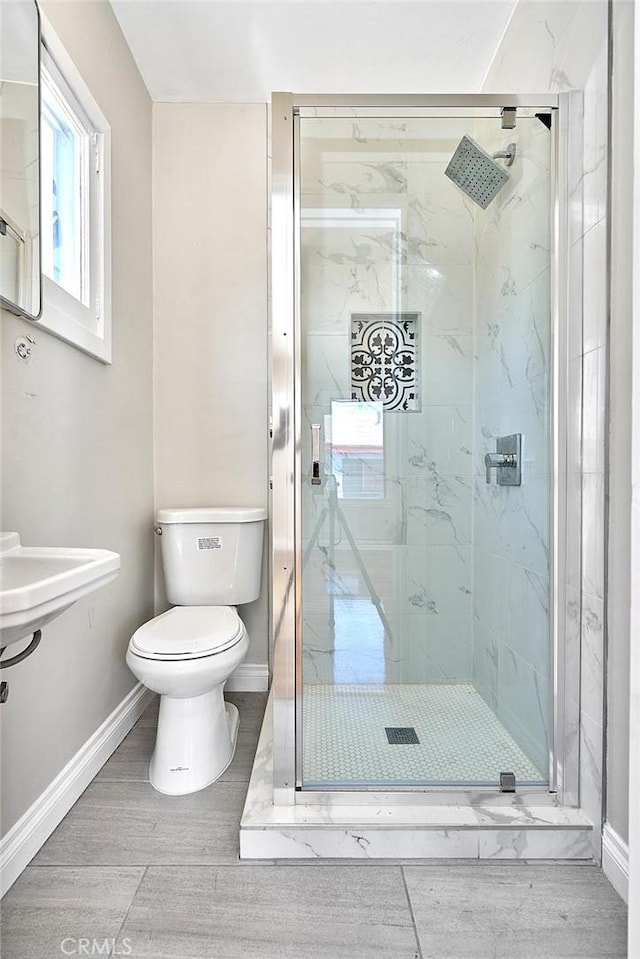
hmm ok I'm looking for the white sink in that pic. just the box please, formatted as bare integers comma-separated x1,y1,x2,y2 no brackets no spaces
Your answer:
0,533,120,648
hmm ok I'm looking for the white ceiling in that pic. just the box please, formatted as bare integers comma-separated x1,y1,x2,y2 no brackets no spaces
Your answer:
109,1,518,102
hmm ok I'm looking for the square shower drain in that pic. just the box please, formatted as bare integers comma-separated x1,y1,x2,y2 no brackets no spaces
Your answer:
385,727,420,745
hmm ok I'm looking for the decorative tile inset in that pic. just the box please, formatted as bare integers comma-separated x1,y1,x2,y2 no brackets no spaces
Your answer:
351,313,420,411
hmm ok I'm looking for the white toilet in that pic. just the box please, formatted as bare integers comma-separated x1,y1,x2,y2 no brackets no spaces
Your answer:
126,507,266,796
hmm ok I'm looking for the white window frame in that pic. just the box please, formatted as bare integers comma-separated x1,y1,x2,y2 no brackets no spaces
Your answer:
38,21,111,364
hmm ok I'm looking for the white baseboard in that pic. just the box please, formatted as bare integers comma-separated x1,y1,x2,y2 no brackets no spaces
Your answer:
602,821,629,903
0,683,154,898
226,662,269,692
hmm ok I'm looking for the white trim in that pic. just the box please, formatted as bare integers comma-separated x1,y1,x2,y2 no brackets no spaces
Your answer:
0,683,153,897
602,822,629,903
37,13,112,365
629,0,640,950
226,662,269,692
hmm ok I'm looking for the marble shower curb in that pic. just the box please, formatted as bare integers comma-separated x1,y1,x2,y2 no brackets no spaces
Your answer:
240,693,594,861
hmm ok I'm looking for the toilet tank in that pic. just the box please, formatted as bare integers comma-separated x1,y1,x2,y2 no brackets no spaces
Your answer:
156,507,267,606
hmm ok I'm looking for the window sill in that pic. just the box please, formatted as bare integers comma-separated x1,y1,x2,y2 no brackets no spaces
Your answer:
38,275,111,364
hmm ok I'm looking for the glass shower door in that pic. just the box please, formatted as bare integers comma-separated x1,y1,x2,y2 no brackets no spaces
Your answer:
298,110,553,789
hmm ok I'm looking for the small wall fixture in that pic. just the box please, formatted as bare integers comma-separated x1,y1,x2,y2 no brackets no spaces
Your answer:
501,106,517,130
484,433,522,486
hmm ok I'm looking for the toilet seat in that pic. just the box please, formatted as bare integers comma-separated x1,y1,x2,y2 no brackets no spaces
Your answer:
129,606,244,661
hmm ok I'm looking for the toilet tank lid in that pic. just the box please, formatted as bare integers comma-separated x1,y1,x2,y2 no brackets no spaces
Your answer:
156,507,268,524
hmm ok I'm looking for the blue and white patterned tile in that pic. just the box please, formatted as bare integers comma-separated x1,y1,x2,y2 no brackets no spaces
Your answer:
351,313,420,411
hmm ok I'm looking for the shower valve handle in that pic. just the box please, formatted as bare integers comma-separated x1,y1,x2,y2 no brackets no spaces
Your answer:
485,451,517,483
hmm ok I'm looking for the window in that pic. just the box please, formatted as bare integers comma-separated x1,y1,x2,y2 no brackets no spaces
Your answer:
39,35,111,362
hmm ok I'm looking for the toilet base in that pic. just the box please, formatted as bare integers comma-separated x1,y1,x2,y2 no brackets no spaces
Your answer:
149,687,239,796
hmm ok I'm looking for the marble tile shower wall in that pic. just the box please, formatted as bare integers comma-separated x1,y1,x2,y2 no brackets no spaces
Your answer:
471,117,552,775
481,0,608,844
300,118,476,686
571,37,609,848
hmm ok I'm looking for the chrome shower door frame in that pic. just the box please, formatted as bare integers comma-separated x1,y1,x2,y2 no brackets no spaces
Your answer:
270,93,575,807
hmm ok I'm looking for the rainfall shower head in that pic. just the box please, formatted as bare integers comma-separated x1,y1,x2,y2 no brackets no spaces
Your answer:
444,135,512,209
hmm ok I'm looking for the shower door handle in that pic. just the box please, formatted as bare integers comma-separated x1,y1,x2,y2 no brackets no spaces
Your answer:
311,424,321,485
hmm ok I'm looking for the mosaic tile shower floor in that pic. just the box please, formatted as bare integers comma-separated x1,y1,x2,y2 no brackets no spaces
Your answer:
302,683,546,787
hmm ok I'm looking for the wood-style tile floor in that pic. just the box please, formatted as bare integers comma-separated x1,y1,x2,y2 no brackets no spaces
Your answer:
1,693,628,959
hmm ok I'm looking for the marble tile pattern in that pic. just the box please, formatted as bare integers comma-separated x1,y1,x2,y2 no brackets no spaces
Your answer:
241,696,594,862
575,30,608,856
470,114,553,776
481,0,609,859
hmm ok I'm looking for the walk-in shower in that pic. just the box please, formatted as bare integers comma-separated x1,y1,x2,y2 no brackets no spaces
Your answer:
270,96,566,803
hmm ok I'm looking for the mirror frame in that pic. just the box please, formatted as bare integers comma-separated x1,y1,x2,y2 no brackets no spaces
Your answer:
0,0,42,321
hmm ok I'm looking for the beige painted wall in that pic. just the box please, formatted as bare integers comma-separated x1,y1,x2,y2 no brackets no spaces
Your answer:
0,1,154,835
153,103,269,663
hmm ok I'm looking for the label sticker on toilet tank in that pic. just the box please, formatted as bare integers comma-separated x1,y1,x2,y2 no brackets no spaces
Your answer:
197,536,222,550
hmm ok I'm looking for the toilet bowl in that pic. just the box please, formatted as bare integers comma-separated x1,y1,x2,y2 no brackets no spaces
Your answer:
127,606,249,794
126,507,266,796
